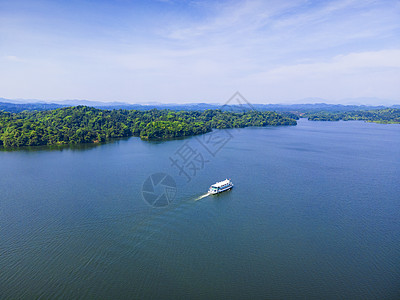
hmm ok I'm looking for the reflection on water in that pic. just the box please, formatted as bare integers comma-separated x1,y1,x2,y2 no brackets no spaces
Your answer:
0,137,132,152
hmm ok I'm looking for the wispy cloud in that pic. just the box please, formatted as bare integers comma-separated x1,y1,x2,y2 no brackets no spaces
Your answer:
239,49,400,102
4,55,24,62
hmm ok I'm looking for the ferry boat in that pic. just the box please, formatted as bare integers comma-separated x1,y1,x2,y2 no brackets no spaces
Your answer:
208,179,234,195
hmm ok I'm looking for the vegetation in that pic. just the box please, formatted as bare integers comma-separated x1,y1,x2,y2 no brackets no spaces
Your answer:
307,108,400,124
0,102,65,113
0,106,296,148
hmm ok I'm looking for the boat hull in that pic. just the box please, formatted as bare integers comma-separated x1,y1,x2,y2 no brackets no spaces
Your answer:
208,185,233,195
208,179,234,195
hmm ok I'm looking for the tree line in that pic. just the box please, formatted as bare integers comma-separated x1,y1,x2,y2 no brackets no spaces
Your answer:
306,108,400,123
0,106,297,148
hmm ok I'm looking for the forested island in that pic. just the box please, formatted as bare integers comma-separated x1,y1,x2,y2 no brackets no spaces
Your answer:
306,108,400,123
0,106,296,148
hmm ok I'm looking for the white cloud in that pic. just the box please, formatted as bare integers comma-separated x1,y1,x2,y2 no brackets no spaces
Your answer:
264,49,400,76
4,55,23,62
238,49,400,102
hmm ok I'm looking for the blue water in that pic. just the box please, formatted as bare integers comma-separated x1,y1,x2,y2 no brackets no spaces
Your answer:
0,119,399,299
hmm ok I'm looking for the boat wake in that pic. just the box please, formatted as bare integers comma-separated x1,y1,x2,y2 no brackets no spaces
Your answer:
195,193,210,201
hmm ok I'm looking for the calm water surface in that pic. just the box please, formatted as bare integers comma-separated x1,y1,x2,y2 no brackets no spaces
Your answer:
1,119,399,299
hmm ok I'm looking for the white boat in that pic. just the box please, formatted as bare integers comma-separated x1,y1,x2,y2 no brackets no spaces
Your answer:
208,179,234,195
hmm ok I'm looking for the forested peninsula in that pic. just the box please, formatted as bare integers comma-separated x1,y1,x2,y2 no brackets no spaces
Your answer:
0,106,296,148
307,108,400,123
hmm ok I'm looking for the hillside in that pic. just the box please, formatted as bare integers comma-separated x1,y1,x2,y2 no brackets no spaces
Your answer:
0,106,297,148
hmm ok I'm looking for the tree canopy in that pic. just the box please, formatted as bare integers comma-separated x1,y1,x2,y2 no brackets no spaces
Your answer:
0,106,297,148
306,108,400,123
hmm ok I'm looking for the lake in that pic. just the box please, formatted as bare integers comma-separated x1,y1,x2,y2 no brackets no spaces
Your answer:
0,119,399,299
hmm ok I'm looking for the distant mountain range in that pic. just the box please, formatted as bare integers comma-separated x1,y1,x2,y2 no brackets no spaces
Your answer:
0,97,398,114
0,101,66,113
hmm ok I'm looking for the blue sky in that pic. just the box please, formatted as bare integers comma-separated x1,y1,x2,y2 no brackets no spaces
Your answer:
1,0,399,104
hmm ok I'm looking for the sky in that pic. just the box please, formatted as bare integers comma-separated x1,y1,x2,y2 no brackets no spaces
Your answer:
0,0,400,104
